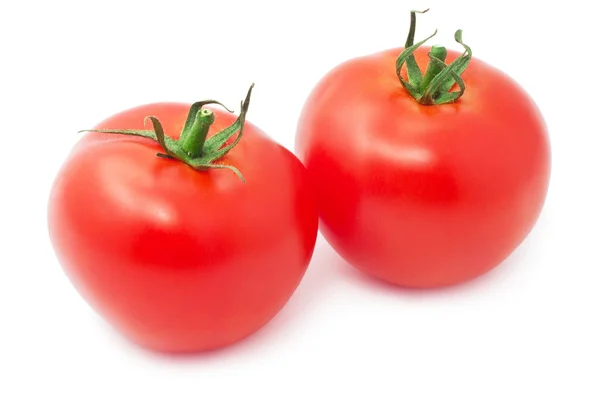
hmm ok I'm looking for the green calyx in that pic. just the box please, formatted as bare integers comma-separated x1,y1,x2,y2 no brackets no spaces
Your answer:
395,9,472,105
80,84,255,183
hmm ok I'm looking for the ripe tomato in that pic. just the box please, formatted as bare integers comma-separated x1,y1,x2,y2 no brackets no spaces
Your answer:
295,13,551,288
48,85,318,353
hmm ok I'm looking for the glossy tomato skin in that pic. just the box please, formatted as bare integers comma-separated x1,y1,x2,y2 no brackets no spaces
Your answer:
295,47,551,288
48,103,318,353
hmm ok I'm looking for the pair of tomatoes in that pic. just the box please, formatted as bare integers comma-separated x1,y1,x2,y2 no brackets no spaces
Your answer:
48,12,550,353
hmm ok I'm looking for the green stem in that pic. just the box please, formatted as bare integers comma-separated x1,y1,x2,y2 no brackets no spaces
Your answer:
395,9,472,105
179,100,233,143
420,46,447,94
181,108,215,157
78,83,255,183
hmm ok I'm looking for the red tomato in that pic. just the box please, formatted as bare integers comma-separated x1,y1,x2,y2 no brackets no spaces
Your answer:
295,17,551,288
48,86,318,353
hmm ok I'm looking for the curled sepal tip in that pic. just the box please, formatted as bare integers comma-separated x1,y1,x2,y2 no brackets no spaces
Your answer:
78,83,255,183
395,10,472,105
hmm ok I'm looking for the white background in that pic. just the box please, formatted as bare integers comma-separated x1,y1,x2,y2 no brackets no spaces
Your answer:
1,0,598,399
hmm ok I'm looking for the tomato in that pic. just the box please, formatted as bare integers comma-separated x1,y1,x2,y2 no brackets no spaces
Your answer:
48,85,318,353
295,12,551,288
